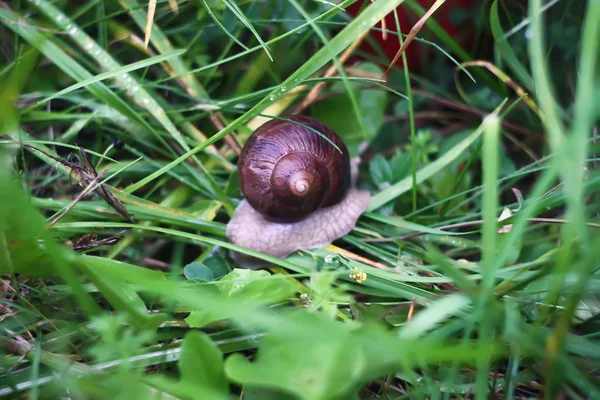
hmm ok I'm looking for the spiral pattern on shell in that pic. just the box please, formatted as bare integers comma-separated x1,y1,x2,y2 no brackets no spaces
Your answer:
238,115,351,222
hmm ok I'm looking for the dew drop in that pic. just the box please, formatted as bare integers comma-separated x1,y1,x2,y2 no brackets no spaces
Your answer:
324,254,341,268
280,85,287,92
133,86,140,92
269,94,276,101
65,24,72,30
69,26,77,35
85,40,93,50
143,98,150,105
56,14,63,22
122,73,128,79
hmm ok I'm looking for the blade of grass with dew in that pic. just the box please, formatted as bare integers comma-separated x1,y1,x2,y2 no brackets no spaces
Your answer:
141,0,370,101
288,0,368,141
29,1,234,214
30,50,186,106
118,0,232,161
124,0,412,193
0,7,156,139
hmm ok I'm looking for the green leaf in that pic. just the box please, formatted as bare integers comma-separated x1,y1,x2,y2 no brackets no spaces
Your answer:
215,269,295,301
369,154,393,187
184,262,215,282
179,331,229,397
185,269,296,328
224,311,362,400
390,151,412,182
312,62,388,154
368,108,497,211
72,373,165,400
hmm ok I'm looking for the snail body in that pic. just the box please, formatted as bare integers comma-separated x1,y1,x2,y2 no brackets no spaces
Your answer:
226,115,370,268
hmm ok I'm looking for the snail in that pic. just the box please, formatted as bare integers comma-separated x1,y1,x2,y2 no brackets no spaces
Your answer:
225,115,370,268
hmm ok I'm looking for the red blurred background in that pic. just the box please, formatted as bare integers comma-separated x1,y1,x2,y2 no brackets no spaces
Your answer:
346,0,478,71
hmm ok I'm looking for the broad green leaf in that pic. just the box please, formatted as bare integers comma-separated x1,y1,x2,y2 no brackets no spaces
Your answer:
184,262,215,282
179,331,229,397
368,109,497,211
71,373,166,400
369,154,394,188
390,151,412,182
224,311,362,400
312,63,388,154
185,269,296,328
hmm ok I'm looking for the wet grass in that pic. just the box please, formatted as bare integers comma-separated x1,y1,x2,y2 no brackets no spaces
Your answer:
0,0,599,398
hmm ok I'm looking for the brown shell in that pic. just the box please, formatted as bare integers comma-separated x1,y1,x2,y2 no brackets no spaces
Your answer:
238,115,351,222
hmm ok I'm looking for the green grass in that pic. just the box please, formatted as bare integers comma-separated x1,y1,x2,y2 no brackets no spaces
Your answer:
0,0,599,399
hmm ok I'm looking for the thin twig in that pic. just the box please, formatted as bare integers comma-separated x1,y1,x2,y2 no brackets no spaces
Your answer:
47,168,108,228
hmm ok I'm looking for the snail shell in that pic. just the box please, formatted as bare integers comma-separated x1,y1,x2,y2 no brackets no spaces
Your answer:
237,115,351,222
